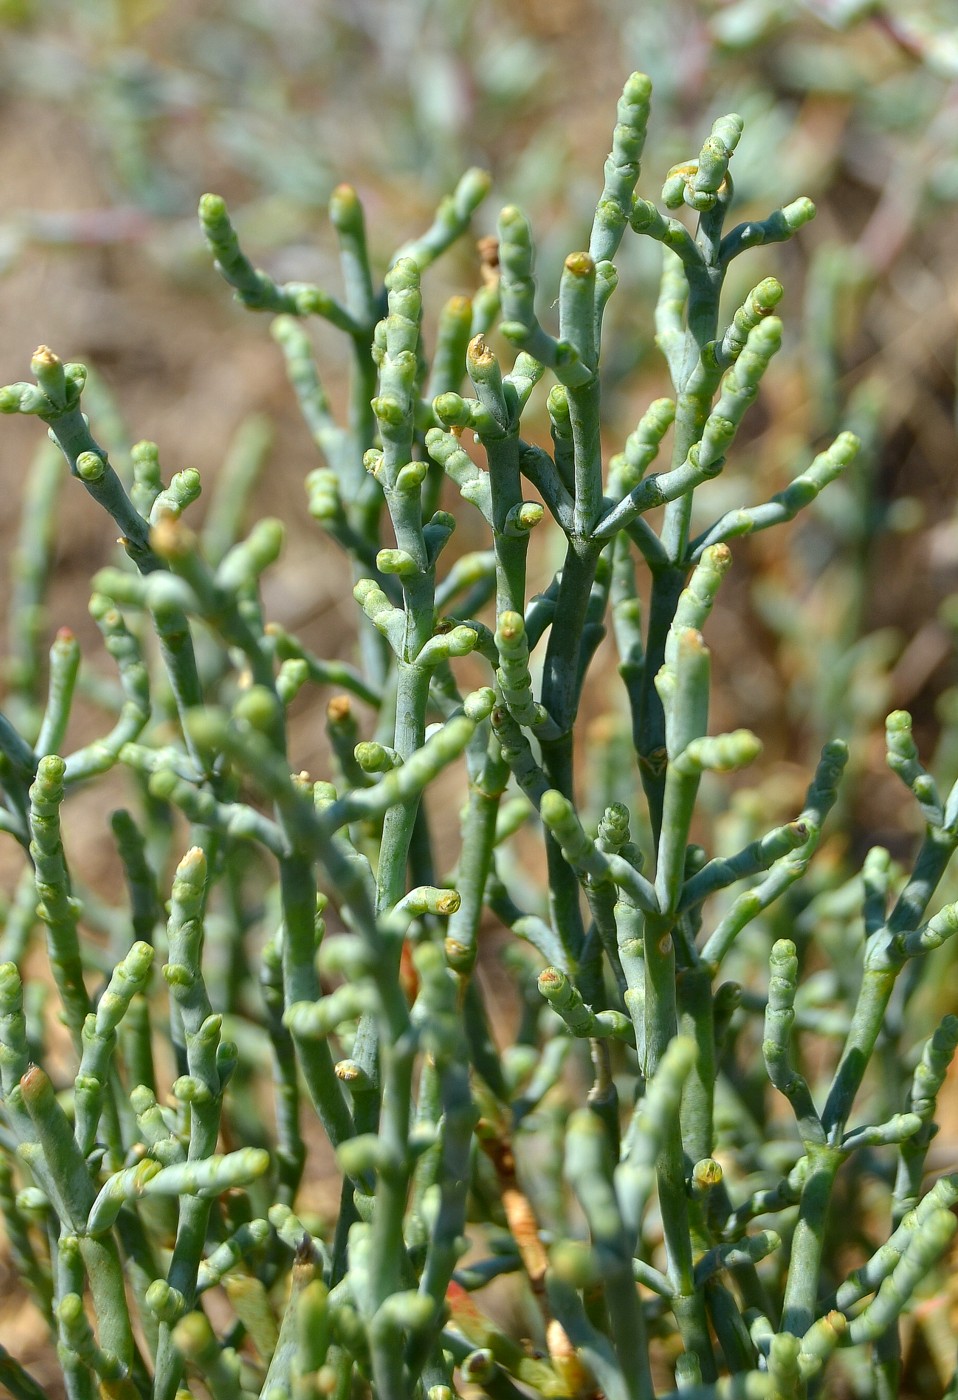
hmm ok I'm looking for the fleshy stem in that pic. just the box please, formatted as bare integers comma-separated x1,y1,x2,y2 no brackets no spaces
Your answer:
494,208,608,963
782,753,958,1337
28,756,89,1046
639,631,717,1373
152,847,234,1400
628,130,812,836
873,1014,958,1391
1,350,208,782
356,259,447,1386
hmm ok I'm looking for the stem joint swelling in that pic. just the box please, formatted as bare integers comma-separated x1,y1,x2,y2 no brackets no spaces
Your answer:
0,67,953,1400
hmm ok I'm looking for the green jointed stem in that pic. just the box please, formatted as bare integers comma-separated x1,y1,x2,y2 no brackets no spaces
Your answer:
444,728,509,973
0,349,156,570
608,395,676,501
832,1175,958,1324
886,708,944,826
662,114,743,215
110,808,163,946
539,789,657,915
848,1209,957,1345
497,206,591,387
823,832,958,1138
29,755,89,1045
700,740,848,971
329,182,377,329
0,355,207,767
689,431,860,559
565,1109,654,1400
894,1014,958,1218
267,619,382,707
655,628,711,914
391,167,491,272
676,960,718,1168
153,846,227,1400
2,72,952,1400
762,940,823,1145
537,967,633,1042
273,318,353,477
352,256,446,1355
171,1311,253,1400
495,610,540,729
149,468,201,525
719,197,817,265
74,939,154,1160
428,294,474,401
537,545,604,969
408,943,477,1372
679,821,808,912
17,1067,137,1375
590,72,653,263
783,756,958,1337
0,710,38,791
329,702,490,831
130,439,162,517
36,629,79,759
56,1292,139,1400
199,193,361,332
0,964,34,1144
277,847,355,1151
63,602,150,784
0,1148,53,1321
464,334,536,615
87,1149,269,1235
715,277,783,369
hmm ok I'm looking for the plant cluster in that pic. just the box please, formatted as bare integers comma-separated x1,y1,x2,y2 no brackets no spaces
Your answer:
1,70,957,1400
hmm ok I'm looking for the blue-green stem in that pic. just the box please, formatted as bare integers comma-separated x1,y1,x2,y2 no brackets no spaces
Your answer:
28,756,89,1047
630,183,726,830
153,847,229,1400
353,259,442,1341
2,354,207,770
823,824,958,1138
444,729,509,974
558,254,602,538
279,849,355,1152
466,337,536,617
639,906,715,1374
780,1145,844,1337
18,1068,137,1378
782,819,958,1339
564,1109,654,1400
677,962,718,1167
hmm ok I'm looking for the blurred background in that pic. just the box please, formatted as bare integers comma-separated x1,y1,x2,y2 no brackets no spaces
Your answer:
0,0,957,1390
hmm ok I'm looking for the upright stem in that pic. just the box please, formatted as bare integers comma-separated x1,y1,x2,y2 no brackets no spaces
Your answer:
643,910,715,1378
538,731,586,972
568,377,604,538
781,1146,843,1337
541,542,601,735
637,565,683,838
537,542,603,967
485,432,531,617
660,253,723,557
821,968,898,1139
376,661,432,912
677,966,716,1164
637,202,726,832
279,851,354,1148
